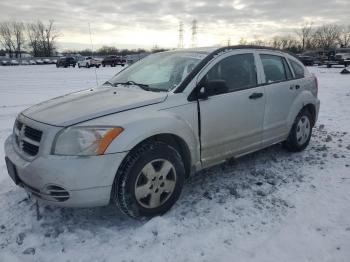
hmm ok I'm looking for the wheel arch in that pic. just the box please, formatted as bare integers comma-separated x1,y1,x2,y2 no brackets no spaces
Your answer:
287,91,319,131
120,133,193,179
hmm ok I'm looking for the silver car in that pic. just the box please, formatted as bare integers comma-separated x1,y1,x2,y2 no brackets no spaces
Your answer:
4,46,320,218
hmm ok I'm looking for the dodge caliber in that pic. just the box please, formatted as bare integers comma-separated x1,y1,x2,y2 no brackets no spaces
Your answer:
4,46,320,218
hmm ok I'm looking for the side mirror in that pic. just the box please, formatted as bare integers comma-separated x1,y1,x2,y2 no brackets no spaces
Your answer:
197,79,228,99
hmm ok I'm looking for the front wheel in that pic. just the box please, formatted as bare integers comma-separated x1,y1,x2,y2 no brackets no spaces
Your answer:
284,110,313,152
113,142,185,218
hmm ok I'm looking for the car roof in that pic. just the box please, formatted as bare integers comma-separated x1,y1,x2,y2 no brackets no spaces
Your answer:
170,45,295,56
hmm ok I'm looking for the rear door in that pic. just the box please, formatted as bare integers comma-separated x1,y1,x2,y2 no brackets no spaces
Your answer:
197,51,265,167
257,52,301,145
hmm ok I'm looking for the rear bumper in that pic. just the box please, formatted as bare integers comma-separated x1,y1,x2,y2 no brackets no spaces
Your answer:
4,135,128,207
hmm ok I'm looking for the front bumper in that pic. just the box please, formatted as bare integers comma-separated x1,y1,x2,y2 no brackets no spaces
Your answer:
4,135,128,207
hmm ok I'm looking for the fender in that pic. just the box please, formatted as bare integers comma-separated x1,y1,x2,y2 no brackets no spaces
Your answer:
81,105,201,169
286,90,319,131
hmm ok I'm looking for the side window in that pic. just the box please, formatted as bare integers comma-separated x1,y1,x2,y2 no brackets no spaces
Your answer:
204,53,257,92
289,59,305,78
260,54,286,83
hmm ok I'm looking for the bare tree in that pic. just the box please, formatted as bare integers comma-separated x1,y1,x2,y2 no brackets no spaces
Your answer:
313,24,341,50
26,20,60,57
12,21,25,58
44,20,60,56
0,21,15,57
338,25,350,47
296,22,314,51
26,22,41,56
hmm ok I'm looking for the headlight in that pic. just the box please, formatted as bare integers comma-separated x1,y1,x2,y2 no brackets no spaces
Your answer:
53,127,123,156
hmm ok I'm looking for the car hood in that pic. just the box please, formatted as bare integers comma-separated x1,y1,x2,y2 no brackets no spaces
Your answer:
22,86,168,126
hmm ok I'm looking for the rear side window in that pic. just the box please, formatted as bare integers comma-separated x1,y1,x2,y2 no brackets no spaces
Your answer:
260,54,286,83
289,59,305,78
205,53,257,92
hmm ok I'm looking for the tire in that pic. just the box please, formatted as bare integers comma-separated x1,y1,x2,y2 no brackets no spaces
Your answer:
113,141,185,218
86,64,90,68
103,64,106,67
284,110,313,152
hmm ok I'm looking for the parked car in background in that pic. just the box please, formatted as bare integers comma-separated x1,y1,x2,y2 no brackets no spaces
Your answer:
298,51,325,66
1,60,9,66
51,59,57,64
78,57,101,68
335,51,350,67
21,60,29,65
4,46,320,219
102,55,126,67
36,59,44,65
29,60,37,65
10,60,19,66
56,57,77,68
43,59,51,64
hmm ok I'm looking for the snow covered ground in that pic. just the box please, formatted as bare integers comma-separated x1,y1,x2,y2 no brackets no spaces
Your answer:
0,65,349,262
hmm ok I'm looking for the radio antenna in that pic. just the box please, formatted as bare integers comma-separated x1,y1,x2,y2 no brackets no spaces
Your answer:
88,23,98,88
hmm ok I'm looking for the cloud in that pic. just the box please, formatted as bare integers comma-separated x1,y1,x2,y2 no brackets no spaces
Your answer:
0,0,349,49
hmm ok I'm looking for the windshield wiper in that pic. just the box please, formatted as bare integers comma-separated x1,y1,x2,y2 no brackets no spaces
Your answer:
113,81,151,91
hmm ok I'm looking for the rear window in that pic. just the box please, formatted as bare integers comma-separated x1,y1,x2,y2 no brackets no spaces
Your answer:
260,54,286,83
289,59,305,78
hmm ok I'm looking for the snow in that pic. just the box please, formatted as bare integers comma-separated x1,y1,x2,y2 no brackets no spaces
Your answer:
0,65,350,262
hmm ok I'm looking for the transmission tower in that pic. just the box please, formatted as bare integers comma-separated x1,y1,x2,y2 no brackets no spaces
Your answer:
178,21,184,49
191,20,198,48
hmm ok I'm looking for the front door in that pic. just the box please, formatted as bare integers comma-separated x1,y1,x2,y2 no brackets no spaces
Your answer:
198,52,265,167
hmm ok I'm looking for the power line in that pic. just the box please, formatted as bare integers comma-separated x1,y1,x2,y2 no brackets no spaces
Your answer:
191,20,198,48
178,21,184,49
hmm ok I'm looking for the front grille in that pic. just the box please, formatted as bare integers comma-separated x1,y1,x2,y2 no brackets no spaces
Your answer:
22,141,39,156
14,119,43,157
24,126,42,142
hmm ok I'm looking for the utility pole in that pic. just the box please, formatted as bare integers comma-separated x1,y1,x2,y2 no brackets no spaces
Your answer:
191,20,198,48
227,37,231,46
178,21,184,49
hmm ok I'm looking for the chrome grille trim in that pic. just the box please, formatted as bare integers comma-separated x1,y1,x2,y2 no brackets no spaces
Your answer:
14,119,43,157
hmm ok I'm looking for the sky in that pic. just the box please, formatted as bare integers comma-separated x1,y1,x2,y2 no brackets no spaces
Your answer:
0,0,349,51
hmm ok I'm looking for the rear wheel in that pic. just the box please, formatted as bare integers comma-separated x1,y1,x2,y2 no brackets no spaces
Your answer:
113,141,185,218
284,110,313,152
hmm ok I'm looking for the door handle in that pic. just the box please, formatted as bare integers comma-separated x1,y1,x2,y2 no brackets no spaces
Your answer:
290,85,301,90
249,92,263,100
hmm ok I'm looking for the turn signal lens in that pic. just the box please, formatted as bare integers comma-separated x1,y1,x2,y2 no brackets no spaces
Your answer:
94,127,124,155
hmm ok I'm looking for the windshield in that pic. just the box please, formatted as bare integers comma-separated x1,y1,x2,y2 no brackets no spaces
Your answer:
108,51,206,91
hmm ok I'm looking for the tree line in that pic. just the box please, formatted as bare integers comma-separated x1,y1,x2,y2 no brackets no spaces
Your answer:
239,23,350,53
1,20,349,58
0,20,60,58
